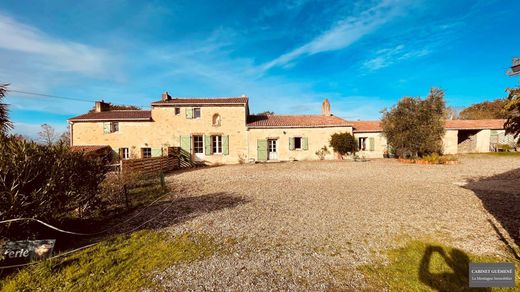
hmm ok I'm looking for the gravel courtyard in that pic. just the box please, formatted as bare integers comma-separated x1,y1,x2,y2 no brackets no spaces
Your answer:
153,155,520,290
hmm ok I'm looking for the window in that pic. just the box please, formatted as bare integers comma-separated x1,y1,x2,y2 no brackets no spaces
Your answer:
358,137,367,151
110,122,119,133
212,113,221,126
193,108,201,119
175,107,181,115
120,148,130,160
294,137,302,150
193,135,204,154
212,135,222,154
141,147,151,158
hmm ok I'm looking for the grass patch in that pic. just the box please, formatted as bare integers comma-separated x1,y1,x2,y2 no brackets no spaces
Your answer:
1,231,223,291
471,152,520,157
358,240,519,291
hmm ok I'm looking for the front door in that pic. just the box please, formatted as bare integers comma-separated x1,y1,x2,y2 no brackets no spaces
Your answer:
268,139,278,160
192,135,204,161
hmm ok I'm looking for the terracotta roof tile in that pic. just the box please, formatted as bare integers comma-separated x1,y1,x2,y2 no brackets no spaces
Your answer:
69,110,152,121
351,119,506,132
152,97,248,105
71,145,111,153
247,115,351,128
444,119,506,130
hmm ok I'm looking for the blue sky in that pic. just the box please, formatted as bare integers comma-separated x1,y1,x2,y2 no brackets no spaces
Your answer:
1,0,519,137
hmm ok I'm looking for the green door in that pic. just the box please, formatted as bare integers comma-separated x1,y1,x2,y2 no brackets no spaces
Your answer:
180,135,191,158
257,139,268,161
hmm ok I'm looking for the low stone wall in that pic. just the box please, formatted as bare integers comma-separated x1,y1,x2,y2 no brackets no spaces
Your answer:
121,156,180,175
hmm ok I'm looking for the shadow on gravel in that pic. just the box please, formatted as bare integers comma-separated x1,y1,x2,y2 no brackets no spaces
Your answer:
110,192,250,233
463,168,520,259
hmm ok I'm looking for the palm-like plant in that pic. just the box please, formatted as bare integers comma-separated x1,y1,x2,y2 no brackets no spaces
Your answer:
0,83,12,136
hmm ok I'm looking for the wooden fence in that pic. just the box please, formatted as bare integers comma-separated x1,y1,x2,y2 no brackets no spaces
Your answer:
120,156,180,175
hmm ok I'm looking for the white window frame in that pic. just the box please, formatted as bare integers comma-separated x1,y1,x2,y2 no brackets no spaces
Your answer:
359,137,367,151
141,147,152,158
294,137,302,150
121,148,130,160
193,108,201,119
110,122,119,133
212,135,222,154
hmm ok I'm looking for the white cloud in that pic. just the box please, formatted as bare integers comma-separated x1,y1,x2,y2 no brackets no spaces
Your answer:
261,0,406,71
0,13,111,76
362,44,431,71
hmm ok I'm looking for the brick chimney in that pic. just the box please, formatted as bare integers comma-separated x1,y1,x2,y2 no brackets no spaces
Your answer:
161,91,171,101
321,98,331,116
95,100,110,112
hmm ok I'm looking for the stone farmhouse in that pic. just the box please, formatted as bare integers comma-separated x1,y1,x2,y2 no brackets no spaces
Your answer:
69,93,511,163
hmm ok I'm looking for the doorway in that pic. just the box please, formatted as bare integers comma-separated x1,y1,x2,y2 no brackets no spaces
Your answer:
268,139,278,160
192,135,204,161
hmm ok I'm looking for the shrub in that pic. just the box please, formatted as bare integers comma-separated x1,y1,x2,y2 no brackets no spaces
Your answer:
0,136,107,231
329,132,358,156
381,88,446,158
315,146,330,160
421,153,458,164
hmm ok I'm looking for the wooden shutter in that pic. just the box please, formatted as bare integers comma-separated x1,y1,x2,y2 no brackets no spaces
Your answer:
151,148,162,157
185,108,193,119
103,122,110,134
180,136,191,156
204,135,212,156
289,137,295,150
223,135,229,155
257,139,268,161
302,137,308,150
369,137,375,151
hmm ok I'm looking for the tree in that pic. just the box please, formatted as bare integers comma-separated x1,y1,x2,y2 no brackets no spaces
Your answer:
38,123,59,145
504,86,520,141
381,88,446,158
89,104,142,112
60,125,71,145
329,132,358,156
0,83,12,136
459,98,508,120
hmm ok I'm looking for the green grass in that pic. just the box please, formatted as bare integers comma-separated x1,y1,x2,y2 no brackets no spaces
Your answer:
1,231,223,291
358,240,520,291
466,152,520,157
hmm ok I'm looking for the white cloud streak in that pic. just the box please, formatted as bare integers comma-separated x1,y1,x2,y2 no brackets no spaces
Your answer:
0,13,110,76
261,0,406,71
362,44,431,71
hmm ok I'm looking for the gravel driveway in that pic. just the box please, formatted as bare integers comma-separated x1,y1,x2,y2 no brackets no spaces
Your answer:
153,155,520,290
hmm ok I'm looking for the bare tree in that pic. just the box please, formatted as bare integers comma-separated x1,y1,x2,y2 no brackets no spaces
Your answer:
38,124,59,145
0,83,12,136
60,125,71,145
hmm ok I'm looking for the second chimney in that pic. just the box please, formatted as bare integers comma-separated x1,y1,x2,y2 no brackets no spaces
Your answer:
161,91,171,101
95,100,110,112
321,98,331,116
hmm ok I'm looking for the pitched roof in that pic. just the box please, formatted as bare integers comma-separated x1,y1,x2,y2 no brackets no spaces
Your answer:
350,120,382,132
444,119,506,130
71,145,111,153
247,115,351,128
151,97,248,106
69,110,152,122
351,119,506,133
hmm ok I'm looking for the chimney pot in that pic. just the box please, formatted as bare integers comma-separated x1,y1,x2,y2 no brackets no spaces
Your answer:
321,98,331,116
161,91,171,101
95,100,110,112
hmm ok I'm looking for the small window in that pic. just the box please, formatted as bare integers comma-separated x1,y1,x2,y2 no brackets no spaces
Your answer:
175,107,181,115
212,113,221,126
212,135,222,154
193,108,201,119
193,135,204,154
141,147,151,158
110,122,119,133
358,137,367,151
120,148,130,160
294,137,302,150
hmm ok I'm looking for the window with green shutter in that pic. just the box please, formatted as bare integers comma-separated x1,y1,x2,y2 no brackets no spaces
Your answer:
222,135,229,155
302,137,308,150
369,137,375,151
103,122,110,134
204,135,212,155
180,136,191,157
151,148,162,157
257,139,268,161
289,137,295,150
185,108,193,119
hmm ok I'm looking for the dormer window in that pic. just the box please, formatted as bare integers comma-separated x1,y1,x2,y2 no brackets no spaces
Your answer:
212,113,221,127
